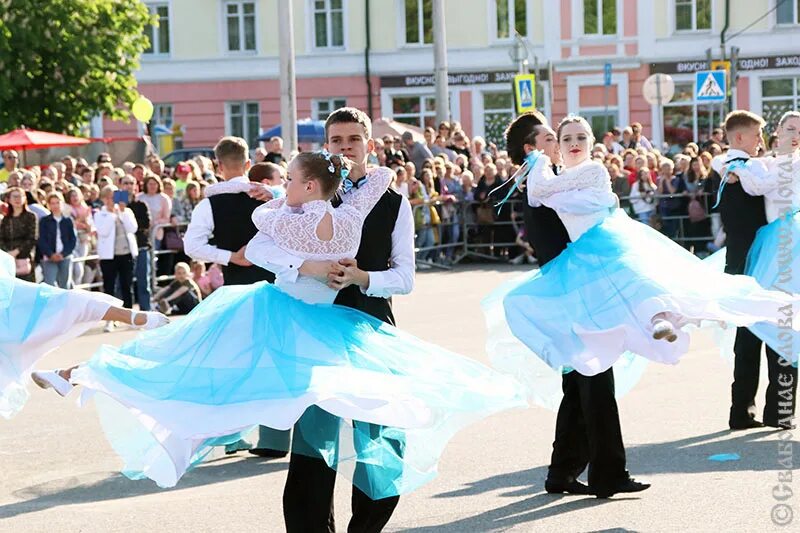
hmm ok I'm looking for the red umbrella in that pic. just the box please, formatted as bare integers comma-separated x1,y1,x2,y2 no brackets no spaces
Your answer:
0,128,91,151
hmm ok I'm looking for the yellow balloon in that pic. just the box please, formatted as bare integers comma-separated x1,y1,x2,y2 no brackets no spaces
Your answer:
132,96,154,122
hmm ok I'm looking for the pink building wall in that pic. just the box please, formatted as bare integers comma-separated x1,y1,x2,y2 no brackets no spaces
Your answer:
104,75,379,148
459,91,473,137
623,0,637,37
627,65,653,136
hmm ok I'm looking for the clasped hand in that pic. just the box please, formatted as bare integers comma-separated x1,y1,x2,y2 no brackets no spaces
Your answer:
300,259,368,290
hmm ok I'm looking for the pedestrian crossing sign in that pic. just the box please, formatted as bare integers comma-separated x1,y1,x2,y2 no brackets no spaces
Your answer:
695,70,726,102
514,74,536,113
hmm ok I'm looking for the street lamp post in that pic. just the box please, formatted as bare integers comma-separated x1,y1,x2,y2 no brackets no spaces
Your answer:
278,0,297,157
432,0,449,126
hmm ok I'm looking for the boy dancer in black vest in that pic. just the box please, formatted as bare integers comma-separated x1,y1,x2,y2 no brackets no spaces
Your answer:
505,111,649,498
274,108,415,532
183,136,290,456
716,110,797,430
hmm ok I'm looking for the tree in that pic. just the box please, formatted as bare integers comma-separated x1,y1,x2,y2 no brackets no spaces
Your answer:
0,0,152,135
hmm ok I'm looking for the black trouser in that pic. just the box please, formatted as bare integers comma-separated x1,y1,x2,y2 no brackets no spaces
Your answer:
100,253,133,308
283,406,400,533
730,327,798,426
548,368,628,492
170,290,199,315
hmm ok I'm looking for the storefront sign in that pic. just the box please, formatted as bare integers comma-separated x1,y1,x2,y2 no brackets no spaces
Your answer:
380,70,547,88
651,54,800,74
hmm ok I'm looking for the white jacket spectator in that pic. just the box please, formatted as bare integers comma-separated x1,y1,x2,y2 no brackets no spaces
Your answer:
94,205,138,260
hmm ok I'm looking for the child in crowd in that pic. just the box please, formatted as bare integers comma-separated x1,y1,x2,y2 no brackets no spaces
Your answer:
154,262,202,315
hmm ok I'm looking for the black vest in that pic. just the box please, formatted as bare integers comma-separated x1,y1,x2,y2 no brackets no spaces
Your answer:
208,192,275,286
717,157,768,275
333,189,403,325
522,165,571,267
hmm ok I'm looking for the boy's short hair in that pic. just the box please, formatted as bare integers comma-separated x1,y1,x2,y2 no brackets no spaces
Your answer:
504,110,548,165
46,191,64,204
723,110,766,134
324,107,372,141
214,136,249,167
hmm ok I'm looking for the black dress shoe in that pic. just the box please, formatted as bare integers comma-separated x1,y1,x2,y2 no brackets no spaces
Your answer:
764,420,796,430
248,448,288,458
594,477,651,499
729,419,765,430
545,478,592,495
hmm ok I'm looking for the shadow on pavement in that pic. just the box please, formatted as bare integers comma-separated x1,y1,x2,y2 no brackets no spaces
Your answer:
0,456,286,519
405,428,784,531
398,494,638,532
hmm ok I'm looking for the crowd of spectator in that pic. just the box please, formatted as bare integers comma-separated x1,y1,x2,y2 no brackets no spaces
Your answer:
375,120,756,267
0,115,767,316
0,149,238,330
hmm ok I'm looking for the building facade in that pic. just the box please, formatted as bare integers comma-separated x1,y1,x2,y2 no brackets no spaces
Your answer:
107,0,800,151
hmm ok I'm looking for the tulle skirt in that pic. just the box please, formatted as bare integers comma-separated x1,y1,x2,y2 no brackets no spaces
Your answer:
482,274,649,410
71,282,526,499
490,209,799,377
745,213,800,362
0,251,119,418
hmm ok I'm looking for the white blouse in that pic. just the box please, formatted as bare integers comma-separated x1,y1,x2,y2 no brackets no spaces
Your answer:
204,167,393,304
526,155,618,241
721,152,800,223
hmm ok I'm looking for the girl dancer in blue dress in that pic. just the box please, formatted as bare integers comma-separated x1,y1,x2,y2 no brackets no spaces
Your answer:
57,150,525,498
717,110,800,363
488,115,799,378
0,250,167,418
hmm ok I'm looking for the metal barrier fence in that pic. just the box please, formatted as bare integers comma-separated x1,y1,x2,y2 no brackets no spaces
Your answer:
410,191,719,267
71,190,719,290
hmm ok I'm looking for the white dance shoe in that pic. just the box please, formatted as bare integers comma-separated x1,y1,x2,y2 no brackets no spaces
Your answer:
651,319,677,343
31,370,73,397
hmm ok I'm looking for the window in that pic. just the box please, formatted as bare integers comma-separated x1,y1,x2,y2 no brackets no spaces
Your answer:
227,102,260,149
313,0,345,48
583,0,617,36
675,0,711,31
494,0,527,39
391,95,436,128
482,92,514,148
777,0,800,25
404,0,433,45
762,78,800,133
313,98,347,121
144,3,170,55
581,109,619,140
153,104,173,128
150,104,174,153
225,1,256,52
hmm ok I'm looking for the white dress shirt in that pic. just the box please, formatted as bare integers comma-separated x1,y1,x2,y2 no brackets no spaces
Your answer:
264,192,416,299
184,176,248,266
53,214,63,254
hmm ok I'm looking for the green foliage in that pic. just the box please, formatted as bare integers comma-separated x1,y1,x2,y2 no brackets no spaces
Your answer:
0,0,152,135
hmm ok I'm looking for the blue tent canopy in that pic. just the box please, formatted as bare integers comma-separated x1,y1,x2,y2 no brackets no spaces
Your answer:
258,119,325,143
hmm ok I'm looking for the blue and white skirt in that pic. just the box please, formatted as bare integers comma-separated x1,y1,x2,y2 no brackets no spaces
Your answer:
0,251,119,418
743,213,799,362
487,209,799,377
71,282,526,499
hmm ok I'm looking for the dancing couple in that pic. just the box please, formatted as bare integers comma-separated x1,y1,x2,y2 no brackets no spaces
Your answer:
25,109,526,533
486,109,799,497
